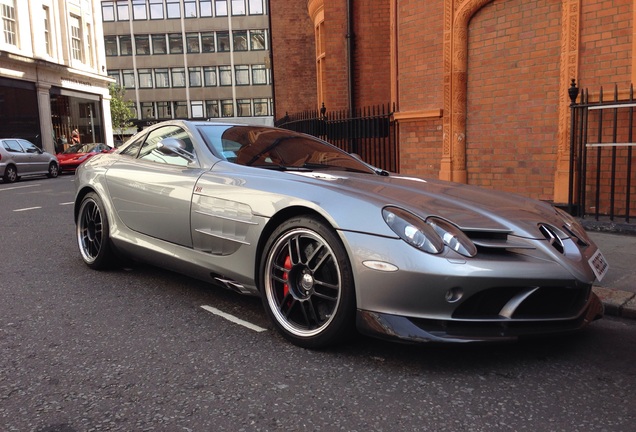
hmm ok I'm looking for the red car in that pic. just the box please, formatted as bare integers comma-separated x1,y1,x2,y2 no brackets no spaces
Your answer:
57,143,113,173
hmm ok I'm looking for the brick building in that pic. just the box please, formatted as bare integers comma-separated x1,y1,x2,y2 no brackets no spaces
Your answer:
270,0,634,205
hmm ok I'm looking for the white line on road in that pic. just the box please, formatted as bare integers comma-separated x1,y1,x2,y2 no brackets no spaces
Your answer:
60,202,74,205
13,206,42,212
0,184,40,192
201,305,267,333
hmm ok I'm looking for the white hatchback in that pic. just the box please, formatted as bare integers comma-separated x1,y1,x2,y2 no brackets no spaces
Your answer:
0,138,59,183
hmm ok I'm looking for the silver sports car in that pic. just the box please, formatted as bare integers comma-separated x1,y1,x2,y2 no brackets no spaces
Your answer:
74,120,606,348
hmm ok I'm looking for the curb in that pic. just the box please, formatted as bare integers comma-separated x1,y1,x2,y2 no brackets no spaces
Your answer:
593,286,636,320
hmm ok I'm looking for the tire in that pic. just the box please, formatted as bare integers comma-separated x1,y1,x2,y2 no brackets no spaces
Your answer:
76,192,116,269
47,162,59,178
260,216,356,348
3,165,17,183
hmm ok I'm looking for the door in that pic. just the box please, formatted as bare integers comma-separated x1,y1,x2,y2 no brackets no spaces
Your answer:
18,139,50,174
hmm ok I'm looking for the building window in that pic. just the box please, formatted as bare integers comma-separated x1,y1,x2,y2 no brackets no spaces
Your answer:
237,99,251,117
173,101,188,118
157,101,172,119
191,101,204,118
204,66,217,86
184,0,197,18
151,34,166,54
135,35,150,55
168,33,183,54
217,31,230,52
138,69,153,88
123,69,136,88
132,0,147,20
166,0,181,19
171,68,186,87
219,66,232,86
102,1,115,21
200,0,212,17
117,1,130,20
105,36,118,56
231,0,245,15
251,64,267,85
249,0,263,15
86,23,94,66
119,35,132,55
221,99,233,117
233,31,247,51
1,0,16,46
154,68,170,87
128,102,138,119
215,0,227,17
201,32,215,52
70,15,83,61
186,33,200,53
253,98,269,116
43,6,52,55
250,30,266,50
189,67,202,87
206,100,219,118
141,102,155,119
149,0,163,19
107,70,121,86
235,65,249,85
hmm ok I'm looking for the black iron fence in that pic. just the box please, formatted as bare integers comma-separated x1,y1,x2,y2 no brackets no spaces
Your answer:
568,82,636,223
275,103,398,172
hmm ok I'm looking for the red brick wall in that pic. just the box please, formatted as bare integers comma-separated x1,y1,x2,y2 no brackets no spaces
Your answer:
321,0,351,111
465,0,562,200
269,0,318,119
394,0,445,177
579,0,632,90
351,0,391,108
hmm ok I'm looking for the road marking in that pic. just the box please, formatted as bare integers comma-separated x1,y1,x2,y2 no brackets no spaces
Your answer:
0,184,40,192
201,305,267,333
13,206,42,212
60,202,74,206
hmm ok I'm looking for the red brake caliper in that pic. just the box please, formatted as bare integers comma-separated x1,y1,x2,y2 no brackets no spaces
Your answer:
282,255,292,298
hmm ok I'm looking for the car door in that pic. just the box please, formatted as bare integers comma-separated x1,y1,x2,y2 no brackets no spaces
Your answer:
2,139,31,173
106,125,204,247
18,139,49,174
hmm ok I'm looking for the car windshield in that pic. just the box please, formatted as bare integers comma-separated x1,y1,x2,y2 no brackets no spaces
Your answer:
196,124,376,174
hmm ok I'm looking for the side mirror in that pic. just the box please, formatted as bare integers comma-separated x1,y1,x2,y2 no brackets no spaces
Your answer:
156,138,196,163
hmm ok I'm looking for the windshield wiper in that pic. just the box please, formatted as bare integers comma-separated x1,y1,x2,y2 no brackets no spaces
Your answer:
252,164,313,172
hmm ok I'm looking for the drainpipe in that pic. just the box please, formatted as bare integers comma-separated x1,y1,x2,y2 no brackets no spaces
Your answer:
347,0,354,114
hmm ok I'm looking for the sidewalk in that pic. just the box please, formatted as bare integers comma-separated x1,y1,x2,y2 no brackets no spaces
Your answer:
587,231,636,319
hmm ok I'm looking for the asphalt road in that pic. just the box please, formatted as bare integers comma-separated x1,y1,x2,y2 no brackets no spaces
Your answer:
1,175,635,432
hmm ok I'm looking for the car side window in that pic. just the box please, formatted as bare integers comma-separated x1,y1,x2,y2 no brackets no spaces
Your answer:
138,126,194,167
19,140,39,153
119,135,145,158
3,140,23,152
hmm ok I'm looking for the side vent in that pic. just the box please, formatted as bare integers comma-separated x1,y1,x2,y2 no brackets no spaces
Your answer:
538,224,565,254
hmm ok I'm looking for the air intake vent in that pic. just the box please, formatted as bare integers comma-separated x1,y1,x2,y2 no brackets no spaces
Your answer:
539,224,565,254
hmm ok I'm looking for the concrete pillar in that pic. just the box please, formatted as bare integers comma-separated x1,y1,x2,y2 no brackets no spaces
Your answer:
36,82,55,154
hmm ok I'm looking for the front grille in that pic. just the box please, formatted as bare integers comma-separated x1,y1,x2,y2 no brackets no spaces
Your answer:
452,285,591,320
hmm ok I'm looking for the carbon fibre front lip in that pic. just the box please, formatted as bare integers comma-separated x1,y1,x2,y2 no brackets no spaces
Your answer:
356,292,604,344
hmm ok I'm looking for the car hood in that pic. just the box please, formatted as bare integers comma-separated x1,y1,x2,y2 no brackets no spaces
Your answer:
57,153,88,161
288,171,565,240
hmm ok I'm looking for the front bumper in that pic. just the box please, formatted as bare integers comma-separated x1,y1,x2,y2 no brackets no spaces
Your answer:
356,291,604,343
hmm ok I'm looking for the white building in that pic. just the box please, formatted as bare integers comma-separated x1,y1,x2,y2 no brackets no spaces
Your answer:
0,0,113,153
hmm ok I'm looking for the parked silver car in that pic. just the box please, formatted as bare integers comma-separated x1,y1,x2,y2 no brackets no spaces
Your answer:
74,120,606,348
0,138,59,182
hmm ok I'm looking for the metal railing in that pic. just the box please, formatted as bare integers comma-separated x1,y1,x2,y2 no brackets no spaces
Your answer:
275,103,398,172
568,82,636,223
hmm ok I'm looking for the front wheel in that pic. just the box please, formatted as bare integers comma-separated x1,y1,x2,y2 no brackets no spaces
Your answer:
47,162,59,178
260,216,356,348
76,192,116,269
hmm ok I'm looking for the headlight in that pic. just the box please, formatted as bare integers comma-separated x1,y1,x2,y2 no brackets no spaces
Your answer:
382,207,477,257
382,207,443,254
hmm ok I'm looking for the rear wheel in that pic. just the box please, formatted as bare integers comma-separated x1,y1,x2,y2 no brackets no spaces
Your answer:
47,162,59,178
3,165,17,183
260,216,356,348
76,192,116,269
